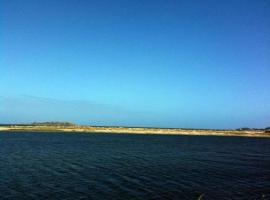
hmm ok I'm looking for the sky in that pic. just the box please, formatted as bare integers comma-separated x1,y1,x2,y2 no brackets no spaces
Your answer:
1,0,270,129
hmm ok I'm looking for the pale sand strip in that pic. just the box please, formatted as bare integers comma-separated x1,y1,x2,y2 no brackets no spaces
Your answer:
0,127,10,131
0,126,269,138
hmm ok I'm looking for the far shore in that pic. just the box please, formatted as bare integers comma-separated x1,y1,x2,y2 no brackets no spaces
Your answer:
1,125,270,138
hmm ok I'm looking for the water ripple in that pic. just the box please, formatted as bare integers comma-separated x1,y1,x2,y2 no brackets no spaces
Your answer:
0,132,270,200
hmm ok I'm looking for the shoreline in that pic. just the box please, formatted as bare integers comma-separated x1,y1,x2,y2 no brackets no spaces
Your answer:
1,125,270,138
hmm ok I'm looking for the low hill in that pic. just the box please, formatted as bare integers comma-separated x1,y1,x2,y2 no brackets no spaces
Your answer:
31,122,75,126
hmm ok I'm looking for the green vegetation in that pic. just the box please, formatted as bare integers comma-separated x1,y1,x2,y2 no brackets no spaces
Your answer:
31,122,75,126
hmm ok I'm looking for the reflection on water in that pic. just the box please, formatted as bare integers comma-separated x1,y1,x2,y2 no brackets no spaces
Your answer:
0,132,270,200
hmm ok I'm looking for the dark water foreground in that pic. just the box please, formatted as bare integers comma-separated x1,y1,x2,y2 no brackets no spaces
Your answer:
0,132,269,200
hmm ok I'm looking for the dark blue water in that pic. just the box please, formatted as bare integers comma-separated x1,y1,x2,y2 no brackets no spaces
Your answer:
0,132,270,200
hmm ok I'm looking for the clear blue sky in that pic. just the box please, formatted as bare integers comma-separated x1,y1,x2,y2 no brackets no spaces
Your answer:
1,0,270,128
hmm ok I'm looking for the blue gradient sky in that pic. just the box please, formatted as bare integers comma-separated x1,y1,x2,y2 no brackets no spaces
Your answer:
1,0,270,128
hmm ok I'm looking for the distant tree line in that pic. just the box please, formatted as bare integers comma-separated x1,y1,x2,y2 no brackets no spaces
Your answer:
31,122,75,126
236,127,270,133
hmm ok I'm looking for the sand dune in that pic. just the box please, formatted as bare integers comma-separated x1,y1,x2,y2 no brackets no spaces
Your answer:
0,125,269,138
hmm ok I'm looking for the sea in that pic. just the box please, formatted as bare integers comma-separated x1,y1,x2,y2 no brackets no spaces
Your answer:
0,132,269,200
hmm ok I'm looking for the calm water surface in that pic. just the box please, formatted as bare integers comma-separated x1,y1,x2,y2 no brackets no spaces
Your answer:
0,132,270,200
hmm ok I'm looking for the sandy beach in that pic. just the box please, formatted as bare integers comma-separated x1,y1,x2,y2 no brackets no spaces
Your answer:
1,125,269,138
